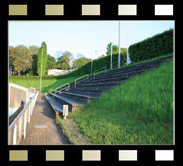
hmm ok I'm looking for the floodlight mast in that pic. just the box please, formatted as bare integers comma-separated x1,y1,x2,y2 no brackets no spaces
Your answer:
118,21,121,68
40,45,43,92
126,21,129,65
110,42,113,70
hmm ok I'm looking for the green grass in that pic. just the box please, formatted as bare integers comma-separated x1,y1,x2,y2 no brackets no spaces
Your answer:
69,60,174,145
9,76,79,93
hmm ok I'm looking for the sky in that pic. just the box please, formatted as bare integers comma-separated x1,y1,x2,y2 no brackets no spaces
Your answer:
9,21,174,60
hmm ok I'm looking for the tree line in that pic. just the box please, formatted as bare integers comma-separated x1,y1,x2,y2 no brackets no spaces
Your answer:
9,42,91,76
9,41,125,76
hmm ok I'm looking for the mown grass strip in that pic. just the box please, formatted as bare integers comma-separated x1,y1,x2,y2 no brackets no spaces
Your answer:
9,76,79,93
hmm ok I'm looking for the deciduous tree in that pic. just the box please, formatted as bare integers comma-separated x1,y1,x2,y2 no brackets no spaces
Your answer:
72,54,91,69
47,54,56,69
57,51,73,70
10,45,32,75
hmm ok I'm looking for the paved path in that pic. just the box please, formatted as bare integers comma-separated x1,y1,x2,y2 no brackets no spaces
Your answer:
21,93,68,145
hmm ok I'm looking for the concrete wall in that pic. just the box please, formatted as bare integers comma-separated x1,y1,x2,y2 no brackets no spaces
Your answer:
9,83,30,109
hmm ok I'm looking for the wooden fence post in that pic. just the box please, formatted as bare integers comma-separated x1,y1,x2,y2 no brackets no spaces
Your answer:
23,111,27,138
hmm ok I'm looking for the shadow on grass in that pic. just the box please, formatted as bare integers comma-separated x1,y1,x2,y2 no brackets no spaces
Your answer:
41,80,61,93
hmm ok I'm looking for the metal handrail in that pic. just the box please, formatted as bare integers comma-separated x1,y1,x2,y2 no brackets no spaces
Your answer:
54,83,70,93
9,100,31,131
9,92,38,131
93,66,107,79
75,74,89,88
8,90,39,145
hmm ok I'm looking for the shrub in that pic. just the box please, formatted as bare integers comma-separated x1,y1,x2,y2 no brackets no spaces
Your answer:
129,29,173,62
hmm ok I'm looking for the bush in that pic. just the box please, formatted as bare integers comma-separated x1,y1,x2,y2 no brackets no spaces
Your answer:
129,29,173,62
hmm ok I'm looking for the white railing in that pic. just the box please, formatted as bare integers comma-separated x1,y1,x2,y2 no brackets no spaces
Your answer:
74,74,89,88
112,61,118,68
8,91,39,145
93,67,107,79
111,60,126,69
54,83,70,93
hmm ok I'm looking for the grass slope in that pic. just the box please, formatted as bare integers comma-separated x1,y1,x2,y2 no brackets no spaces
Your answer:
69,60,174,145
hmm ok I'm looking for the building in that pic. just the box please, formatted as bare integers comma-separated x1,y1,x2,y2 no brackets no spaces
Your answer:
47,69,75,76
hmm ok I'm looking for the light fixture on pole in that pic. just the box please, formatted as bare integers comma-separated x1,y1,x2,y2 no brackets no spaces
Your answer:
40,45,44,92
110,42,113,70
118,21,121,68
110,22,113,70
126,21,131,65
95,50,98,57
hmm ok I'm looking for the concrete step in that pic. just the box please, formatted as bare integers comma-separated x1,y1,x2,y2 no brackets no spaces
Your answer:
89,69,145,83
90,63,142,78
45,94,63,113
77,80,123,88
71,86,113,91
91,66,144,81
89,56,173,80
68,89,104,97
57,92,97,104
49,93,83,112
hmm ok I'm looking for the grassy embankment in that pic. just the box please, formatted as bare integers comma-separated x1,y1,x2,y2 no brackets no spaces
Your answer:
68,60,174,145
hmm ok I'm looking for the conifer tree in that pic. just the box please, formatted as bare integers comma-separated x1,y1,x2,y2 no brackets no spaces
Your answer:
37,42,47,76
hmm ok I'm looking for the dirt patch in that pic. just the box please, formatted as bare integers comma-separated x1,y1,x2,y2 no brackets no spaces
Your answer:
57,117,92,145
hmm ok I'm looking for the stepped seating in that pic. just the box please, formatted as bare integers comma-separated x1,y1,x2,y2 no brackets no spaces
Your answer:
46,56,173,114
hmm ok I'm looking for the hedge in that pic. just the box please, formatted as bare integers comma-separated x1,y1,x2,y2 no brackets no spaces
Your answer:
129,29,173,62
9,75,61,80
62,52,127,77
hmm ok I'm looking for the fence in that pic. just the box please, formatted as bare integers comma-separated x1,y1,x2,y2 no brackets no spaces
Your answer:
54,83,70,93
75,75,89,88
93,67,107,79
8,91,39,145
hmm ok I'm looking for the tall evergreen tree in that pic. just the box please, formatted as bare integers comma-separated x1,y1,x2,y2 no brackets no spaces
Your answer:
37,42,47,76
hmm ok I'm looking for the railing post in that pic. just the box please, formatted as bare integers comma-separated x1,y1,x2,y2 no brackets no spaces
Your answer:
56,112,59,120
28,105,30,123
30,102,32,116
23,111,27,138
63,105,68,119
13,124,17,145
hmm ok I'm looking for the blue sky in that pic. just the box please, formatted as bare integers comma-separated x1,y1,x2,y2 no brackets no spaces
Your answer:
9,21,174,60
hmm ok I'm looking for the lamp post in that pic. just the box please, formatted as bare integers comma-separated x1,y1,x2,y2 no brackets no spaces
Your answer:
118,21,121,68
95,50,98,58
110,42,113,70
126,22,131,65
40,45,44,92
